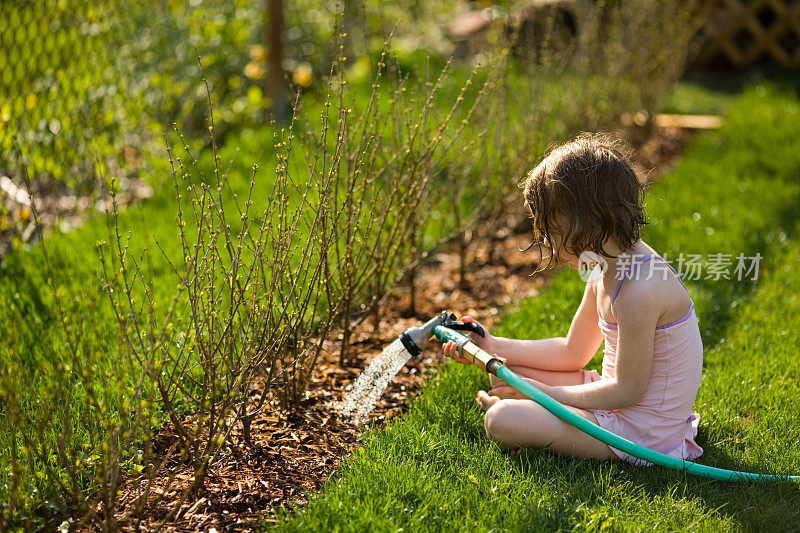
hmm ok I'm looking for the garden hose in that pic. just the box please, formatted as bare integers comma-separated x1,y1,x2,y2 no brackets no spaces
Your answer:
401,312,799,483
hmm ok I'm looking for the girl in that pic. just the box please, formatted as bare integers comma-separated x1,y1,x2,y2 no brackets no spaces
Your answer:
443,134,703,464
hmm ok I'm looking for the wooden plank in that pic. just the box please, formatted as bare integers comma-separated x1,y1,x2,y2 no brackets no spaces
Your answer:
654,114,724,129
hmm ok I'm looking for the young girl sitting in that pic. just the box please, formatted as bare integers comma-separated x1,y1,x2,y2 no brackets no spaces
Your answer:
442,134,703,464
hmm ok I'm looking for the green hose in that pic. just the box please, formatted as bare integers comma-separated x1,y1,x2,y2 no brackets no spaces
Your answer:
433,325,799,483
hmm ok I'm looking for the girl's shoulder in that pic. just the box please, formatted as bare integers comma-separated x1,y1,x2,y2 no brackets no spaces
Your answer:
611,255,693,328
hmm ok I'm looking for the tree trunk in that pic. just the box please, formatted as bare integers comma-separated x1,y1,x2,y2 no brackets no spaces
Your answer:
266,0,288,123
342,0,363,66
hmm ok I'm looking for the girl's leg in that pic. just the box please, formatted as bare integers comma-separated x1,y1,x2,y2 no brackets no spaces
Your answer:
488,366,585,399
477,395,618,461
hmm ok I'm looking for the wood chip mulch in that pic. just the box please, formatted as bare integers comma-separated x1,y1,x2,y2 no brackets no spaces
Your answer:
97,124,695,532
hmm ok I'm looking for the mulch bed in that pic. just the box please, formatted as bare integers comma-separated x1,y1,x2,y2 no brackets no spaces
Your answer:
95,123,693,531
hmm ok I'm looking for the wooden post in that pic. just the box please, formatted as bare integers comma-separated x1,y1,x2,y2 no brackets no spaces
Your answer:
266,0,288,123
342,0,362,66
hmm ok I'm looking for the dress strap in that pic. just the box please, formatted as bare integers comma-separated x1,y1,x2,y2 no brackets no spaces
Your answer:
610,254,660,305
663,259,691,295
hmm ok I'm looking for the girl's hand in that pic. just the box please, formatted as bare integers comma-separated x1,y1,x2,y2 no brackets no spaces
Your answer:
441,316,495,365
489,377,550,398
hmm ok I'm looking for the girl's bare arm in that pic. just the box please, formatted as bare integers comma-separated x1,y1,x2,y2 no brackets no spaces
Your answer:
488,281,605,371
496,282,658,410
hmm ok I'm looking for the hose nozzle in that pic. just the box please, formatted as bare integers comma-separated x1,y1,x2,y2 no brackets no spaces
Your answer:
399,311,485,357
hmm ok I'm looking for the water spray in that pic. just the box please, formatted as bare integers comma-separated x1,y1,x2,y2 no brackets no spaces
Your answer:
400,311,799,484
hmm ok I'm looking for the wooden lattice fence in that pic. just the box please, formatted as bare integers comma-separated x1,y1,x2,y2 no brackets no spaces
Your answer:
695,0,800,69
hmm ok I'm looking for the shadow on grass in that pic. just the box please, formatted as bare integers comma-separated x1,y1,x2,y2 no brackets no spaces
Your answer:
666,68,799,115
681,67,800,96
501,440,800,530
612,449,800,531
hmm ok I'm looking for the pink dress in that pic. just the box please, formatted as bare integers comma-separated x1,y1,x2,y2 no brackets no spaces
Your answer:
582,253,704,466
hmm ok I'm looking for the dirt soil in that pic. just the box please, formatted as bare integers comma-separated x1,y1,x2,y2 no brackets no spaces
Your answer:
97,124,692,531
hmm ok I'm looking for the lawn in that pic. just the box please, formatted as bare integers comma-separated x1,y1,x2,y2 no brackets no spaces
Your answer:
275,77,800,531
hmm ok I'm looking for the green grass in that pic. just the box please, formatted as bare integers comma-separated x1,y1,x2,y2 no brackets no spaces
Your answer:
275,77,800,531
662,73,744,115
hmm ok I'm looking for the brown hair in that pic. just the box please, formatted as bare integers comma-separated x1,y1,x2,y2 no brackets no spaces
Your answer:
522,133,648,272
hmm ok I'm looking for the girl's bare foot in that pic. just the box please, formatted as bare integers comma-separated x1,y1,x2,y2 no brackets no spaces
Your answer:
476,390,501,412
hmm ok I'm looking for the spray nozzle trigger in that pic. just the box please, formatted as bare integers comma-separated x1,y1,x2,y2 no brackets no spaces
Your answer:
442,312,485,338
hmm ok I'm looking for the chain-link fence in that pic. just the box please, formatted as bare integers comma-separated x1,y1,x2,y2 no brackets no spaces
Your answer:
0,0,323,254
0,0,137,191
0,0,148,253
